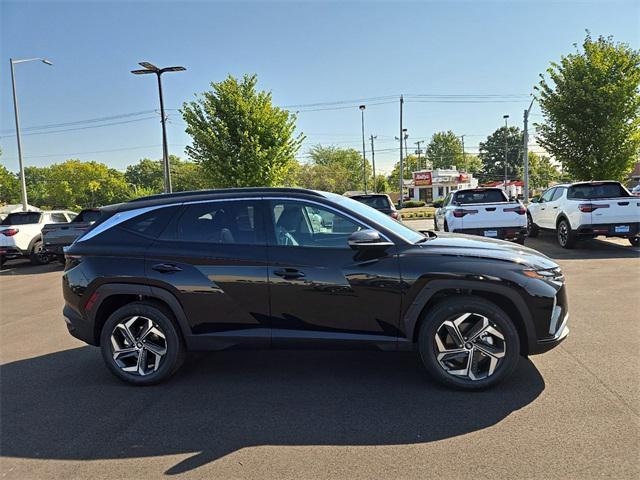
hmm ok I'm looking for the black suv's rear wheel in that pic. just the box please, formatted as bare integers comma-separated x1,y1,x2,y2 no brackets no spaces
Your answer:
100,302,184,385
418,296,520,390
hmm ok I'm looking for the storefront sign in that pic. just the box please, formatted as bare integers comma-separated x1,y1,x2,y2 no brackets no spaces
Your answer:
414,171,432,186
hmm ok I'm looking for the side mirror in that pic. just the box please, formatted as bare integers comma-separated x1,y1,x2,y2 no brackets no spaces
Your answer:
348,229,394,250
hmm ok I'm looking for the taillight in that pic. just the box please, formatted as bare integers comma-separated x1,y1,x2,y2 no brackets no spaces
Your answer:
504,206,526,215
1,228,19,236
453,209,478,218
578,203,610,213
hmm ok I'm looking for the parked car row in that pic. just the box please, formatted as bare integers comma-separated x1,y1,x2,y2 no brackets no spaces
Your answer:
432,182,639,248
0,208,102,266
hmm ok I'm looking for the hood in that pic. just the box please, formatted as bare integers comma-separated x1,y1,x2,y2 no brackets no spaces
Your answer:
410,232,558,270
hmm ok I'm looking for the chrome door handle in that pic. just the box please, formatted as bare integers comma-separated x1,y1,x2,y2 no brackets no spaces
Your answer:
152,263,182,273
273,268,305,280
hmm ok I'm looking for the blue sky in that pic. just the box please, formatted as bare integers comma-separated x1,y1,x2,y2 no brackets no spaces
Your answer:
1,0,638,175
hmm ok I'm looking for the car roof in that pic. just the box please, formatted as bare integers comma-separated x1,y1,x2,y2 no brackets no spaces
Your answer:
347,193,389,198
111,187,326,213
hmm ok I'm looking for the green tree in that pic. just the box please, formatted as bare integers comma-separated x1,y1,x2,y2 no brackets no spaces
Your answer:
426,131,464,169
536,33,640,181
294,145,372,193
518,152,560,190
373,175,389,193
479,126,523,180
387,154,422,189
125,156,207,193
182,74,304,187
459,153,483,176
0,153,20,204
26,160,131,209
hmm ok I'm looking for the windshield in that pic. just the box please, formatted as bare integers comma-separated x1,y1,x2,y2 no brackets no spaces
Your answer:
350,195,392,210
75,210,102,223
320,191,425,243
454,189,508,204
1,212,42,225
568,182,630,199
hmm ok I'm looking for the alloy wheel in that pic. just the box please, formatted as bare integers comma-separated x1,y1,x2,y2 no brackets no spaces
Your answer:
434,312,506,381
110,316,168,376
558,222,568,246
35,243,49,264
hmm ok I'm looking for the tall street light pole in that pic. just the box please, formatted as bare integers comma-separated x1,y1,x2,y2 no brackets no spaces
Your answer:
131,62,186,194
399,95,404,209
370,135,377,192
359,105,367,194
503,114,510,189
10,57,53,211
523,98,535,202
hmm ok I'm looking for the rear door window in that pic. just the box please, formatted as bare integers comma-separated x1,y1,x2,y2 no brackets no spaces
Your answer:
168,201,265,245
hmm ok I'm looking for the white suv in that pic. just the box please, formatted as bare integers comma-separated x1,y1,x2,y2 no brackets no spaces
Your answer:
527,181,640,248
0,210,76,266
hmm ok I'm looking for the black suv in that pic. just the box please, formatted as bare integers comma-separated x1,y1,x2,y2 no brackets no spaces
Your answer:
62,188,569,390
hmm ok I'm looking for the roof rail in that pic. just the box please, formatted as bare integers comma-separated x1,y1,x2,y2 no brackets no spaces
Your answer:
127,187,323,203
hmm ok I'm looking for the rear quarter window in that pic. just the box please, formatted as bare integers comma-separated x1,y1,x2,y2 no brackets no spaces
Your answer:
118,207,178,239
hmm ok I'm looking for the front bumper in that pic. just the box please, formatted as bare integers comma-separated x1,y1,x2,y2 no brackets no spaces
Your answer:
576,222,640,238
531,311,570,354
452,226,527,241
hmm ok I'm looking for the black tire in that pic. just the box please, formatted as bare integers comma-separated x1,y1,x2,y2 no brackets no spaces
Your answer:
433,217,439,231
418,296,520,390
443,220,449,232
56,254,66,264
630,236,640,247
514,236,526,245
556,218,576,249
100,301,185,386
526,213,539,238
29,240,51,265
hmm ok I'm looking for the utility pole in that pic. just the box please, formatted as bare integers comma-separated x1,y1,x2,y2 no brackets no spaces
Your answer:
10,57,53,211
414,140,424,171
399,95,404,208
359,105,367,193
459,135,466,170
403,129,409,176
370,135,377,192
523,99,535,202
503,115,510,189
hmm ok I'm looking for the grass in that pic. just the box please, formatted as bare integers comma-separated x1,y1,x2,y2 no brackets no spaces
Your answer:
399,206,435,219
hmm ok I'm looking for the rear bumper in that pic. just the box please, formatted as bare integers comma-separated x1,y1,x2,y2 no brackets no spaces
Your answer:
452,226,527,240
0,246,26,259
576,222,640,238
63,304,96,345
44,244,65,254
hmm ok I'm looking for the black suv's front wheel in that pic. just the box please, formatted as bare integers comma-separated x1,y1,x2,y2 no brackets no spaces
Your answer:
418,296,520,390
100,302,185,385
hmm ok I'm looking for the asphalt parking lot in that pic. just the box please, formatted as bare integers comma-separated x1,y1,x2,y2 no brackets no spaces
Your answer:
1,228,639,479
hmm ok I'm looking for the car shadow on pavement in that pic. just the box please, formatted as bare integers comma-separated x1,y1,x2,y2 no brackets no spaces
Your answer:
1,347,544,475
525,234,640,260
0,260,64,276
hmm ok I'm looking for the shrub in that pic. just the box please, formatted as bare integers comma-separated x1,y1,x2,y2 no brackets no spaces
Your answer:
403,200,426,208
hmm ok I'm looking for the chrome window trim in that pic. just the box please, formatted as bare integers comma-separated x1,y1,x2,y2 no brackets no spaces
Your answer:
75,195,399,244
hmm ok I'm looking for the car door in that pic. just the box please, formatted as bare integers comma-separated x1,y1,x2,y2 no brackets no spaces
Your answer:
436,193,452,229
145,199,271,346
544,187,566,227
535,187,557,228
265,198,403,348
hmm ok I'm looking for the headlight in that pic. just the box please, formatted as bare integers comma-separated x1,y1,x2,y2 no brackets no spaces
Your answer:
522,267,564,283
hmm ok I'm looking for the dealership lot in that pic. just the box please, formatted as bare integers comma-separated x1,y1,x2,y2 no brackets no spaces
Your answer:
1,233,638,479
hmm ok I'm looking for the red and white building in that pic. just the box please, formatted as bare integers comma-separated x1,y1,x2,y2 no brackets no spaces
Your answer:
407,168,479,203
